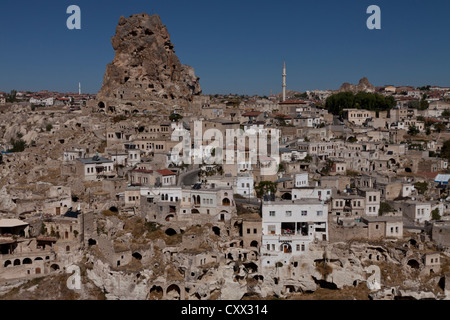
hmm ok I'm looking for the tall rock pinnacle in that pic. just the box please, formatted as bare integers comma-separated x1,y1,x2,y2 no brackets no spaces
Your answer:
96,13,202,111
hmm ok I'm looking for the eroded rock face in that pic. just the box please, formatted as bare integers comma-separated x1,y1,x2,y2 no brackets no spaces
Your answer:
339,77,375,93
97,13,202,110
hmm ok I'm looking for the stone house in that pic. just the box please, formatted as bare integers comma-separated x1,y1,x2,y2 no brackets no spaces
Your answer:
361,216,403,239
357,188,381,216
400,201,432,224
75,156,115,181
422,252,441,275
241,216,262,250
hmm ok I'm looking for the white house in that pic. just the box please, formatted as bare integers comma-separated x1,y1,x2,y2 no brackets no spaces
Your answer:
127,149,141,167
261,199,328,267
75,156,114,181
401,201,432,224
109,152,128,166
30,97,54,106
236,173,255,198
294,173,309,188
63,148,86,162
179,187,236,222
292,187,332,201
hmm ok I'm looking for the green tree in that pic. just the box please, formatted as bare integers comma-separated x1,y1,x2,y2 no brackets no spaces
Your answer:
303,155,313,163
46,124,53,132
255,181,277,198
40,223,47,235
442,109,450,118
414,181,428,195
7,138,27,152
416,116,425,122
169,113,183,122
441,139,450,161
419,99,429,110
325,91,395,116
379,202,393,216
6,90,17,103
320,159,334,175
418,85,431,91
408,125,420,136
431,208,441,221
434,122,446,133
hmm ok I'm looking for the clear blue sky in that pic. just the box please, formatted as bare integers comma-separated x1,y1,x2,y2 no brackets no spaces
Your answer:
0,0,449,95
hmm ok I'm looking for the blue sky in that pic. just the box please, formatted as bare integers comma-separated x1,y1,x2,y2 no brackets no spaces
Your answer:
0,0,449,95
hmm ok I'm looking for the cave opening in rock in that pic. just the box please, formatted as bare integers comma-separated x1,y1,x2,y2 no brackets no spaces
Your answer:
212,226,220,236
149,285,163,300
165,228,177,236
132,252,142,260
407,259,420,269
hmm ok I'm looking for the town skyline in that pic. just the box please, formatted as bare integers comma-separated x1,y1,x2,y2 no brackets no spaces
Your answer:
1,4,450,303
1,0,450,95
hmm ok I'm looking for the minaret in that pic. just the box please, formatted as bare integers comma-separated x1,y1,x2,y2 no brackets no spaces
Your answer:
282,61,286,102
78,82,81,95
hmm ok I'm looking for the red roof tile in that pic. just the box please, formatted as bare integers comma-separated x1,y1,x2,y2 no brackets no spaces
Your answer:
156,169,176,176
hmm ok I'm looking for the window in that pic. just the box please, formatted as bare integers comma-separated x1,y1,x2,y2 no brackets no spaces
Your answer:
301,244,305,251
296,244,300,251
267,244,270,251
269,211,275,217
395,227,399,233
253,228,257,234
268,225,276,234
247,228,251,234
317,211,323,216
301,211,307,216
375,224,379,230
286,211,292,217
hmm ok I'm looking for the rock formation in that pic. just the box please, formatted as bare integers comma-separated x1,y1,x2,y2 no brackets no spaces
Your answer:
339,77,375,93
96,13,202,112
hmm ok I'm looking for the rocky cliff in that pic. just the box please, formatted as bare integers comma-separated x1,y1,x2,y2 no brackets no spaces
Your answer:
96,13,202,111
339,77,375,93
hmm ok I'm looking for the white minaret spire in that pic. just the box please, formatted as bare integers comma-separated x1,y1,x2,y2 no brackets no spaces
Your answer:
282,61,286,102
78,82,81,95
